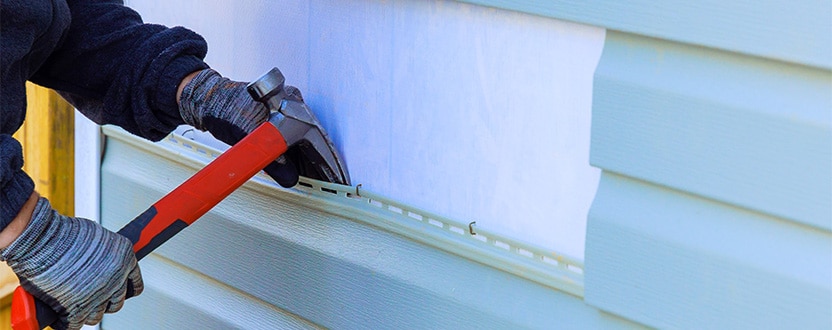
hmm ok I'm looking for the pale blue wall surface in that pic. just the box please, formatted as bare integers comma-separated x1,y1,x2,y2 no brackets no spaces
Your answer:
591,32,831,230
586,172,831,328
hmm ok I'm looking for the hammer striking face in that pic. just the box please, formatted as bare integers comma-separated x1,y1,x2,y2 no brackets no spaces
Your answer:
247,68,350,186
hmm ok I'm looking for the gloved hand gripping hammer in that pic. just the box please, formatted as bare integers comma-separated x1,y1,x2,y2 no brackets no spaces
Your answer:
11,67,350,330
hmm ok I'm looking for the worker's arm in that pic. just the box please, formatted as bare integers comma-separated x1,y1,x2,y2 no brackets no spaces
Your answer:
4,2,300,327
0,68,290,244
1,3,186,328
32,0,299,186
29,0,208,142
0,69,299,330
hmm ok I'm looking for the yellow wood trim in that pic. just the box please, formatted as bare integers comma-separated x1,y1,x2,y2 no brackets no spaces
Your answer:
2,84,74,329
13,83,75,215
0,265,16,308
0,306,9,330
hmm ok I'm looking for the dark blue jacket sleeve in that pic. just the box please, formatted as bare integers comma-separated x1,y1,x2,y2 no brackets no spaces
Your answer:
29,0,209,141
0,135,36,231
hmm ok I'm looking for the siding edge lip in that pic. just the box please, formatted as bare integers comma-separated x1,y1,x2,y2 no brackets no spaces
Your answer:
590,30,832,230
102,125,586,298
455,0,832,70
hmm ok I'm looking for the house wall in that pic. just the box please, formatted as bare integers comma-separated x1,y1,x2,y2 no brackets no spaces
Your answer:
125,0,605,259
96,0,621,328
96,0,831,328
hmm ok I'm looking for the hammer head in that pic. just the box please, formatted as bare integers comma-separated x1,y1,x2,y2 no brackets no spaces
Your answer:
247,68,350,186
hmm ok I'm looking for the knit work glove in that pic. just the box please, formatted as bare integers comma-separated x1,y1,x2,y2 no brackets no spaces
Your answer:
178,68,299,187
0,198,142,330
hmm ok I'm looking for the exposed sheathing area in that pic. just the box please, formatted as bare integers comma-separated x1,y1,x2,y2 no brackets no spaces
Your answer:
126,0,606,259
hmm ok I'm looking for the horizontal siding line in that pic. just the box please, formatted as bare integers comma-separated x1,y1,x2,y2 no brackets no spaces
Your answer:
150,253,318,325
596,169,831,235
585,171,832,329
590,31,832,231
102,125,585,298
106,254,321,329
455,0,832,70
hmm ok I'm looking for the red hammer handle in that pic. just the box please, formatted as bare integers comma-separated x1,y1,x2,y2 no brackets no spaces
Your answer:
11,122,288,330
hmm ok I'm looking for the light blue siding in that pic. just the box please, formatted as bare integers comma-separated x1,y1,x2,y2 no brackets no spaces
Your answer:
586,172,832,329
104,256,319,329
457,0,832,69
578,2,832,329
592,31,832,230
100,128,643,329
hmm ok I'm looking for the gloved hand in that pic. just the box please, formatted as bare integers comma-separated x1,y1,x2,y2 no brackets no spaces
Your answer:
178,68,299,187
0,198,142,330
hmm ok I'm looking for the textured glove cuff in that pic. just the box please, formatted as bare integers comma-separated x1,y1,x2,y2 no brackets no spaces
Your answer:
177,68,214,130
0,198,144,329
0,198,63,268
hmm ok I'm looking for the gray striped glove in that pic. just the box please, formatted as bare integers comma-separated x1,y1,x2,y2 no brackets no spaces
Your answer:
0,198,142,330
178,68,299,187
178,68,269,142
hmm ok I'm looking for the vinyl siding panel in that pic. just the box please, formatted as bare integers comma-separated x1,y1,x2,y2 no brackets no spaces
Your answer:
104,255,319,329
586,172,832,329
582,9,831,330
99,128,643,329
591,31,831,230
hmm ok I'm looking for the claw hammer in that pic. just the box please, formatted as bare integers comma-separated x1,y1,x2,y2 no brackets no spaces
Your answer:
11,67,350,330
